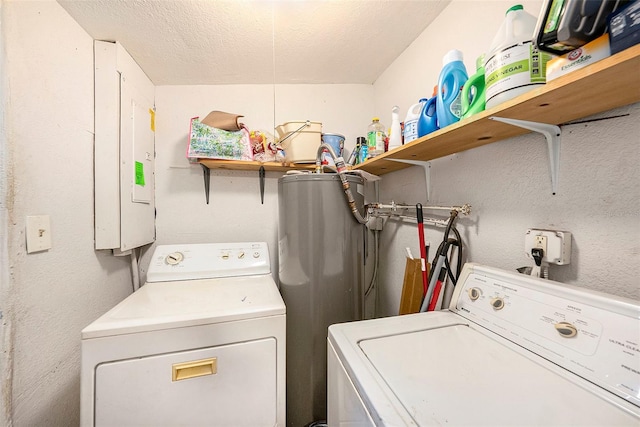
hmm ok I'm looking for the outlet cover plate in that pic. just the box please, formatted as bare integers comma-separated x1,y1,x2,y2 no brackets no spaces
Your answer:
525,228,572,265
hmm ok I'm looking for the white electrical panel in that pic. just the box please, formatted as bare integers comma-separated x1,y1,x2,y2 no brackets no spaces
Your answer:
94,41,155,251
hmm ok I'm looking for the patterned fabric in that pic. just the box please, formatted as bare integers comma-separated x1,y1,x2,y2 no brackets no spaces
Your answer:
187,117,253,160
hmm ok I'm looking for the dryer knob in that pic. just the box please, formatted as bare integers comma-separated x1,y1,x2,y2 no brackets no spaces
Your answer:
165,252,184,266
468,287,481,301
555,322,578,338
490,297,505,311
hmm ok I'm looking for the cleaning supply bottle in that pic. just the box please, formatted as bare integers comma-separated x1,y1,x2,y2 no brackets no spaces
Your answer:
484,4,552,109
436,49,468,129
403,99,427,143
461,54,486,119
388,106,402,151
367,117,386,158
418,86,439,137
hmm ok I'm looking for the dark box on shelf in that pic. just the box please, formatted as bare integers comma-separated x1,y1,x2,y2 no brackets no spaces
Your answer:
609,0,640,55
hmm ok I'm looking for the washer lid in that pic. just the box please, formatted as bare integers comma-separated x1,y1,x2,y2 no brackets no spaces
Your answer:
82,275,285,339
329,312,640,426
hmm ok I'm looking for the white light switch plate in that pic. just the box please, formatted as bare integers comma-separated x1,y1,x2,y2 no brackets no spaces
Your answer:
26,215,52,253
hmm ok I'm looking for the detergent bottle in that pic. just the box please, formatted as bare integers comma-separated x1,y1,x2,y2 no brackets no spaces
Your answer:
388,106,402,151
461,54,486,119
403,99,427,144
436,49,468,129
418,86,439,137
484,4,552,109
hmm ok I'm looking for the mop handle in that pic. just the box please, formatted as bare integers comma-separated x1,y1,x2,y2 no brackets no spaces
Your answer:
416,203,428,296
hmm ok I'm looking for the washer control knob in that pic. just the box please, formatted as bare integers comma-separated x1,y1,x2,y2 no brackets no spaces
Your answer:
238,251,245,259
253,251,260,258
468,287,481,301
221,253,230,260
165,252,184,266
555,322,578,338
490,297,505,311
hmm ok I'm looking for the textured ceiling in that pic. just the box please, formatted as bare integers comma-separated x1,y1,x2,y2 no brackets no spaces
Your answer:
57,0,450,85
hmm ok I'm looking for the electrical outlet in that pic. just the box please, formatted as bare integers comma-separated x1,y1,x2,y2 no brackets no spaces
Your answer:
525,229,572,265
534,235,547,252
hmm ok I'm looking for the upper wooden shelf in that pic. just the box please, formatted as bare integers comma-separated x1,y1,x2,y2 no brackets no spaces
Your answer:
354,44,640,176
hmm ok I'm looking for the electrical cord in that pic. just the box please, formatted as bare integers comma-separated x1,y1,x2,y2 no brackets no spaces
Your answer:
422,210,463,310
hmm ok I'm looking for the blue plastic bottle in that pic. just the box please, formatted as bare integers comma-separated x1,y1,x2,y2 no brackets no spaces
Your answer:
417,95,439,137
436,49,468,129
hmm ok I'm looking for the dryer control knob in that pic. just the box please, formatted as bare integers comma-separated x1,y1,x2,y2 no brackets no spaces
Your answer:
165,252,184,266
555,322,578,338
468,287,481,301
490,297,505,310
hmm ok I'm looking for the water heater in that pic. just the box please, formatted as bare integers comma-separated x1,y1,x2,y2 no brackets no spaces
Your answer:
278,173,367,427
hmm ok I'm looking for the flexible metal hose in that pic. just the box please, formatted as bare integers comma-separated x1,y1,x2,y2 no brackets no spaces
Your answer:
315,143,369,224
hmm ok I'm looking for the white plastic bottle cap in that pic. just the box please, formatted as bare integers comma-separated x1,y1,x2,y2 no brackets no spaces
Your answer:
443,49,464,65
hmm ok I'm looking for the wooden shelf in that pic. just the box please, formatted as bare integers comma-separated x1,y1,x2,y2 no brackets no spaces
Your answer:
354,44,640,176
198,159,315,172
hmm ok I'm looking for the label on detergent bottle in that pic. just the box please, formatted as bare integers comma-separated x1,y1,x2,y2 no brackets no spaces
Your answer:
404,119,419,143
484,42,549,104
449,90,463,119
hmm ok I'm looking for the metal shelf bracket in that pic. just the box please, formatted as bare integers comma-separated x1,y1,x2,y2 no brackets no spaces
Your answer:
200,164,211,204
388,159,432,201
490,116,562,195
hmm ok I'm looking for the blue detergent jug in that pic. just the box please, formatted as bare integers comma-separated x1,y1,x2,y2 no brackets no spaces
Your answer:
417,95,438,137
436,49,468,129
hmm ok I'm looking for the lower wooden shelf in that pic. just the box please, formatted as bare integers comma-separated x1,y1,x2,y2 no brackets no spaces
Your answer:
197,159,315,172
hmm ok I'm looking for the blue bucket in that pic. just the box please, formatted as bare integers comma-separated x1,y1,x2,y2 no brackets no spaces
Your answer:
321,133,345,165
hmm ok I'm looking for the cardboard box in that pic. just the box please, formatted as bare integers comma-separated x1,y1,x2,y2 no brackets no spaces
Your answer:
546,34,611,81
609,0,640,55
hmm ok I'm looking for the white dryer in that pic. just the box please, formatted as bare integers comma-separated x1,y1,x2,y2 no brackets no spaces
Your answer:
81,242,285,427
328,263,640,426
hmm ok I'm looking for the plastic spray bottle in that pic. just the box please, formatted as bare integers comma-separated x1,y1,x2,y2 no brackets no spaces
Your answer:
388,106,402,151
436,49,468,129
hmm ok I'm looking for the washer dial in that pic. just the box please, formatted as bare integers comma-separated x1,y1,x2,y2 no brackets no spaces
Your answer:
165,252,184,266
468,287,481,301
555,321,578,338
490,297,505,310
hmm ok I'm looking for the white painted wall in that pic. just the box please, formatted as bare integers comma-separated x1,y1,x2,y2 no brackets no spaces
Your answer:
2,1,134,424
373,0,640,316
151,84,374,281
1,0,639,423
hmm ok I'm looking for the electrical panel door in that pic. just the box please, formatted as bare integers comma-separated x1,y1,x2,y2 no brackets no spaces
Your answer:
94,41,155,251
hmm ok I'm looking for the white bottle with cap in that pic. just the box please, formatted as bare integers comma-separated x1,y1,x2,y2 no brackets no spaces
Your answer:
388,106,402,151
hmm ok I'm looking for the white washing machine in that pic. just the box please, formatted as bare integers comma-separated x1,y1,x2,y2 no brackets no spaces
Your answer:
328,263,640,426
81,242,285,427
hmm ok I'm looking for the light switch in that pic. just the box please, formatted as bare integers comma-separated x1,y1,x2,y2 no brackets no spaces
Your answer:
26,215,52,253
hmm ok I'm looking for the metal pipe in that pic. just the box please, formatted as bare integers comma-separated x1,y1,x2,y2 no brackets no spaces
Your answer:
374,202,471,215
377,214,450,227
